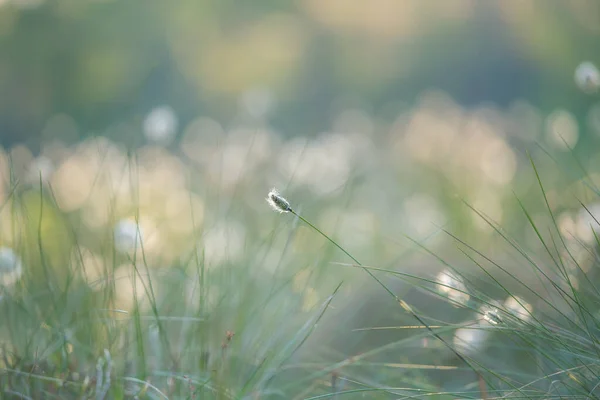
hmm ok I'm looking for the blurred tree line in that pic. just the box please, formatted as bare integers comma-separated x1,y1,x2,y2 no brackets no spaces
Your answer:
0,0,598,149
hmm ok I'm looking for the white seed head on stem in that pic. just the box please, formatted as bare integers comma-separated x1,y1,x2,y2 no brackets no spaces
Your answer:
266,188,292,213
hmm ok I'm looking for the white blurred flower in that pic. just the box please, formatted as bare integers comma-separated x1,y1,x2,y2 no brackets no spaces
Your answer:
453,325,490,356
143,106,178,144
25,156,54,184
436,269,470,306
575,61,600,94
0,247,23,286
503,296,533,323
114,219,144,254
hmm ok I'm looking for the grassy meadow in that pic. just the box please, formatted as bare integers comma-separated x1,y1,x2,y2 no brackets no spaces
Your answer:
1,88,600,398
2,1,600,398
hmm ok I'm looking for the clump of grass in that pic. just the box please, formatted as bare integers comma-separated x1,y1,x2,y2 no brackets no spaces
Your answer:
263,155,600,400
3,150,600,400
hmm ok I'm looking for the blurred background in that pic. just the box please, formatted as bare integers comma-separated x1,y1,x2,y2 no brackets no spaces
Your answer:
1,0,599,146
1,0,599,262
1,0,600,396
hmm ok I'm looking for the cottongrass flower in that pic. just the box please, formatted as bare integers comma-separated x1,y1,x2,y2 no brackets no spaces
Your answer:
0,247,23,286
574,61,600,94
267,189,479,369
114,218,144,254
479,301,503,326
143,105,178,144
266,188,292,213
453,326,490,357
436,269,470,306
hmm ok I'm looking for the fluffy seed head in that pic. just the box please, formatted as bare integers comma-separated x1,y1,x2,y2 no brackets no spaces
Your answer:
482,307,502,325
0,247,21,274
114,219,144,254
575,61,600,94
266,188,292,213
0,247,23,286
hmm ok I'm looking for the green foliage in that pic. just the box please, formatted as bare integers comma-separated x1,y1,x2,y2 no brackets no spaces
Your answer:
2,152,600,399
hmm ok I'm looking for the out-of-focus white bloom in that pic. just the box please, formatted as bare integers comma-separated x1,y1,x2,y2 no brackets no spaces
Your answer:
503,296,533,323
0,247,20,274
114,219,144,254
25,156,54,184
436,269,470,306
453,325,490,356
575,61,600,94
143,106,178,144
0,247,23,286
